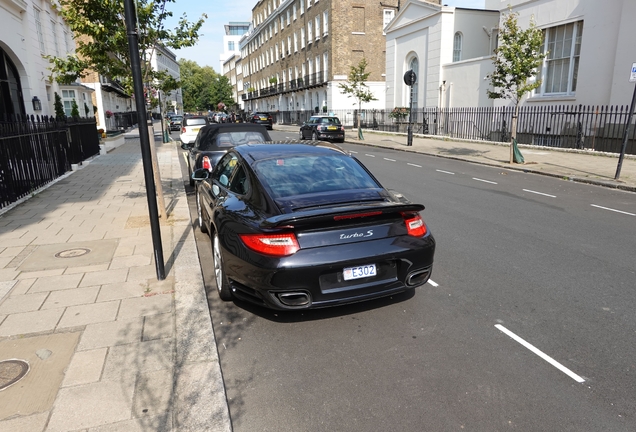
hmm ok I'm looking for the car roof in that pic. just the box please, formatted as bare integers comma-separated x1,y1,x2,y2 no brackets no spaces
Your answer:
234,142,347,162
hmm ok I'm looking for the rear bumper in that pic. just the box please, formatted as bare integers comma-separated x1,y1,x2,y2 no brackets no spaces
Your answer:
222,234,435,310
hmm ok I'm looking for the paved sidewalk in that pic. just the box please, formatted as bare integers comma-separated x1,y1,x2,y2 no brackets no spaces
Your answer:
0,125,230,431
275,124,636,192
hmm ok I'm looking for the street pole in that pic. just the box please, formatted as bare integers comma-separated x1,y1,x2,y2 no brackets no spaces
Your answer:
615,82,636,180
407,83,414,147
124,0,165,280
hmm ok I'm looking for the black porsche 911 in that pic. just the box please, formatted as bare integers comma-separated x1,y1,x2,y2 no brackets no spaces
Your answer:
192,142,436,310
181,123,272,186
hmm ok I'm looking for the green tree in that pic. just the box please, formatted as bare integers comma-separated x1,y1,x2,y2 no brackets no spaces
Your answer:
84,102,90,117
487,10,546,163
339,57,377,139
179,59,234,112
54,92,65,120
71,99,80,117
48,0,206,97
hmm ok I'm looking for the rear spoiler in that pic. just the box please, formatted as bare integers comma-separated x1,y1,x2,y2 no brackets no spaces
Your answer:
260,202,425,229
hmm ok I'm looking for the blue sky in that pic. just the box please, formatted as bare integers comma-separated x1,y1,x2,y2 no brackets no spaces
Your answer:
164,0,486,71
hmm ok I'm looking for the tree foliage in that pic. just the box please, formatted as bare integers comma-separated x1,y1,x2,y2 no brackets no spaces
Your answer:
71,99,80,117
487,10,546,105
179,60,234,112
49,0,206,95
338,58,377,109
54,92,65,119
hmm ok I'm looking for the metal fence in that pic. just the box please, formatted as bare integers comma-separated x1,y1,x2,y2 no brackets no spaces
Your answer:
274,105,636,154
0,115,100,210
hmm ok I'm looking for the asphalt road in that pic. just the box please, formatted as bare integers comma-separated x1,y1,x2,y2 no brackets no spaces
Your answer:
176,129,636,431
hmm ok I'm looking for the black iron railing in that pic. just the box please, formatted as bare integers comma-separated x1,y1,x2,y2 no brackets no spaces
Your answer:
273,105,636,154
242,72,327,100
0,115,100,210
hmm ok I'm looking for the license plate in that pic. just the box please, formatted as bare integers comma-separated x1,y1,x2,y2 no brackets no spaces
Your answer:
260,117,268,121
192,127,200,132
328,126,337,130
343,264,376,281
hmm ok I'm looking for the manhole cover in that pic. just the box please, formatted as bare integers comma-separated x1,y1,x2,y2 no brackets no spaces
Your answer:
0,359,30,391
55,248,91,258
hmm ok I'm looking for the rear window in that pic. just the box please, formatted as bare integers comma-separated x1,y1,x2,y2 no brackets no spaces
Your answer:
253,154,379,198
209,131,267,149
185,118,207,126
172,116,183,121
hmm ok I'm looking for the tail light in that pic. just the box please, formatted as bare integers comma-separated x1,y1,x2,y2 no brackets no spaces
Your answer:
401,212,427,237
253,115,259,120
239,233,299,256
181,127,186,133
202,156,212,171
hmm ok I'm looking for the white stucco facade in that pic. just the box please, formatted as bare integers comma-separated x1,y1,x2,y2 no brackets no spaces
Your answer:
0,0,93,118
147,44,182,114
385,0,499,110
485,0,636,107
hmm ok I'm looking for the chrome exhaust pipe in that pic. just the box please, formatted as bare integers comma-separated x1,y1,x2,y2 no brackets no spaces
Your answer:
277,292,310,307
406,269,431,287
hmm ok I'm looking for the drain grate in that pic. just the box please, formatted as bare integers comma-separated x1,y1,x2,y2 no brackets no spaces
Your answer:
55,248,91,258
0,359,30,391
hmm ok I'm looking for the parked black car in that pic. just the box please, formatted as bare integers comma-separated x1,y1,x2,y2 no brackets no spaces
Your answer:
181,123,271,186
192,142,436,310
299,115,345,142
249,112,273,130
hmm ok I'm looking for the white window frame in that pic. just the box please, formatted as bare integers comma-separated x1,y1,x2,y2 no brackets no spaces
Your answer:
300,0,304,15
453,32,462,62
34,8,45,53
50,20,60,56
383,9,395,35
301,27,306,48
323,11,328,36
293,4,297,20
61,90,76,117
315,16,320,40
294,32,298,52
308,21,313,43
536,20,584,96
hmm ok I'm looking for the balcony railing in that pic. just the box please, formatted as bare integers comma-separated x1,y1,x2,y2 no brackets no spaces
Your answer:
242,72,327,100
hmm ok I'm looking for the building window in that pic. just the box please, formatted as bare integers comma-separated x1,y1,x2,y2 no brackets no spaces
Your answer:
323,52,328,80
288,36,292,55
294,32,298,52
287,10,291,25
453,32,462,62
323,11,328,35
300,0,304,15
301,27,305,48
50,21,60,56
293,4,297,20
63,31,70,53
228,41,235,51
34,8,45,53
352,7,365,34
538,21,584,95
315,16,320,40
308,21,313,43
61,89,76,117
383,9,395,35
0,47,26,118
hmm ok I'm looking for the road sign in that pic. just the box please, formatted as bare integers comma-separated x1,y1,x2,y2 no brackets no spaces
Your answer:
403,70,417,86
630,63,636,82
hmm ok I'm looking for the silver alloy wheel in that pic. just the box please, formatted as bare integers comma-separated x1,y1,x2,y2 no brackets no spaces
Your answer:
299,129,303,140
312,131,317,140
213,234,223,293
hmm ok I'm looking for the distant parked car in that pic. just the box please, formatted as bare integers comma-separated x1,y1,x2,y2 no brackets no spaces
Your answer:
249,112,273,130
179,116,209,146
299,115,345,142
181,123,271,186
169,115,183,131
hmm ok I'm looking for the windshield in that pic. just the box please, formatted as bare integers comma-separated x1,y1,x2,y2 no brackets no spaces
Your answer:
253,154,379,198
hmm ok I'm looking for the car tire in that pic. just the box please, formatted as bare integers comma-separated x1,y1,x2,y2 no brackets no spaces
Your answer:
312,131,318,140
299,130,304,140
196,187,208,234
213,233,233,301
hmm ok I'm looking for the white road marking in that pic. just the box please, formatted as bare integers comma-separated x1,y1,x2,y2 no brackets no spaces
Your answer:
473,177,498,185
349,150,358,153
365,154,375,157
408,163,422,168
427,279,439,287
495,324,585,383
436,169,455,175
523,189,556,198
384,158,396,162
590,204,635,216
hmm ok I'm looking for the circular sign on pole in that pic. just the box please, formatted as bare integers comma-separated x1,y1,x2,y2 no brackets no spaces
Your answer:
404,70,417,86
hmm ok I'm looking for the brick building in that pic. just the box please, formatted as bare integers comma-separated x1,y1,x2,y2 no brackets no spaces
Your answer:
239,0,439,120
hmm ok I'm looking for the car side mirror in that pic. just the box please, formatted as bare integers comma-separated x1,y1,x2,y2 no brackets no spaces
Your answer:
181,143,193,150
192,168,209,181
212,184,220,196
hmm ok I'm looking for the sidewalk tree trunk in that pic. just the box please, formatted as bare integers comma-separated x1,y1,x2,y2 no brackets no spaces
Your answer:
338,58,377,140
48,0,206,97
487,9,546,163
